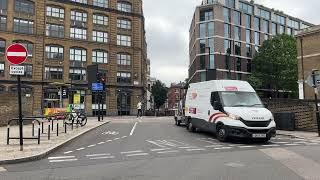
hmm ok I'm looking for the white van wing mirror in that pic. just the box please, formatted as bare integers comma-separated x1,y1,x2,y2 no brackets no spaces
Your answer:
213,101,223,111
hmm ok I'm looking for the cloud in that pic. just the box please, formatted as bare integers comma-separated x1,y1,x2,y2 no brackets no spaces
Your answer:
143,0,320,86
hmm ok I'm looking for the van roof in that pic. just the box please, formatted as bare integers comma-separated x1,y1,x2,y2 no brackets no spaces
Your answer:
189,80,255,92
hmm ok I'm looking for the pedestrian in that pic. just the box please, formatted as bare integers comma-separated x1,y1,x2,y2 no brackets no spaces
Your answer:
137,101,142,118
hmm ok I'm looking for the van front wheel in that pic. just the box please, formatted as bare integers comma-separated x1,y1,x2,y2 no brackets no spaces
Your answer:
217,126,228,142
187,121,196,133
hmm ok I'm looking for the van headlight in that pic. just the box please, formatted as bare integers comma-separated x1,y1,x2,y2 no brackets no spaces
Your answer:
228,113,241,120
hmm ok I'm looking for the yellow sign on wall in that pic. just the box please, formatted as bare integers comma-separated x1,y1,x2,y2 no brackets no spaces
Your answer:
74,94,81,104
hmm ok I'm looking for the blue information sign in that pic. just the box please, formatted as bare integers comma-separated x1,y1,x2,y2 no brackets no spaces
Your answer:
92,83,104,91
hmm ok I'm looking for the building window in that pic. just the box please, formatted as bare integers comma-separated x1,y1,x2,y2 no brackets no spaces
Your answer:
15,0,34,15
245,14,251,28
275,15,286,25
46,24,64,38
246,29,251,43
200,72,206,82
13,40,33,57
235,42,241,56
0,0,7,15
0,16,6,31
225,0,235,8
93,0,108,8
93,14,108,26
117,53,131,66
254,17,260,31
258,8,270,20
46,6,64,19
117,18,131,29
262,20,269,34
92,31,108,43
288,19,299,29
200,10,213,21
71,10,87,23
234,11,241,25
239,2,253,14
13,18,33,34
0,62,4,77
117,1,132,13
117,34,131,46
223,8,231,23
272,23,277,35
92,50,108,64
234,26,241,40
71,0,87,4
254,32,260,45
199,23,206,38
200,39,206,54
208,38,214,53
45,67,63,80
287,27,292,35
70,28,87,40
246,44,252,57
200,55,206,70
70,48,86,62
279,25,285,34
45,45,63,60
69,68,86,81
117,72,131,84
301,23,310,29
0,39,5,54
23,64,32,78
224,39,231,54
208,22,214,37
224,23,231,38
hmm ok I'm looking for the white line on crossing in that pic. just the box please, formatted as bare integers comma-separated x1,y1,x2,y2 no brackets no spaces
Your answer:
106,140,113,142
114,138,120,140
90,156,115,160
214,147,233,150
86,154,111,157
121,150,143,154
126,153,149,157
63,151,73,154
151,148,171,152
98,142,105,145
186,148,206,151
238,146,256,148
205,145,223,148
48,156,75,160
285,144,300,146
122,136,127,138
157,150,179,154
76,147,85,151
146,140,166,148
262,144,280,147
130,122,138,136
49,159,78,163
179,146,199,149
87,144,96,148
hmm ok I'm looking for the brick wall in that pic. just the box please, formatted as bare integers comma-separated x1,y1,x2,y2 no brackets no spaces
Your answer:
264,99,318,132
0,92,34,126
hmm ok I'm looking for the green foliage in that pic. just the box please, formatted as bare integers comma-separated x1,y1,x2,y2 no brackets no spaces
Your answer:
249,34,298,97
151,80,168,109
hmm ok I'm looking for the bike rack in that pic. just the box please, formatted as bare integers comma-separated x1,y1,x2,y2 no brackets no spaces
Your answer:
7,118,41,145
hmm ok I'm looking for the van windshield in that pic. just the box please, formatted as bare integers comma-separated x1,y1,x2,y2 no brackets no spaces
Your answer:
220,91,263,108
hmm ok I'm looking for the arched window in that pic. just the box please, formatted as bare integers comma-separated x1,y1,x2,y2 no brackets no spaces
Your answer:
93,0,108,8
45,44,64,60
13,40,33,57
92,49,108,64
117,1,132,13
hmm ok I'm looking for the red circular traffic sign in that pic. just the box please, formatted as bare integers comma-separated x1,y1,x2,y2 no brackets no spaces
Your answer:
6,43,28,65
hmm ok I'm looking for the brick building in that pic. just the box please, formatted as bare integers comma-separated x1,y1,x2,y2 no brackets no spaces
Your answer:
167,82,185,110
296,25,320,100
0,0,148,116
189,0,313,83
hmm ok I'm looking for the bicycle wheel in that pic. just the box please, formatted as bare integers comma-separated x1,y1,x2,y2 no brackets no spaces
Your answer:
79,113,87,126
65,113,74,125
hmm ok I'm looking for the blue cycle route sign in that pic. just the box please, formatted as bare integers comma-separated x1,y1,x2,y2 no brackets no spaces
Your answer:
92,83,104,91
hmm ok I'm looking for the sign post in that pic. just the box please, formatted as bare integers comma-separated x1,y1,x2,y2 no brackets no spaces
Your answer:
307,70,320,137
6,43,28,151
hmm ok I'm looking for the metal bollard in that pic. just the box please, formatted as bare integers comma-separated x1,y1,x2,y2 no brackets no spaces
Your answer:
51,119,54,131
65,122,67,133
38,124,40,144
42,121,44,134
7,125,10,145
72,121,73,130
32,121,35,137
48,124,51,140
56,122,59,136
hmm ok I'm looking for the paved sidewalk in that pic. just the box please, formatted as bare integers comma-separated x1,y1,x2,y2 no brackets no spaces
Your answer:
0,117,109,164
277,130,320,140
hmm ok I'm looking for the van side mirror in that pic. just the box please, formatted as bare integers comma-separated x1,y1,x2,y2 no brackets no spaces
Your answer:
213,101,223,111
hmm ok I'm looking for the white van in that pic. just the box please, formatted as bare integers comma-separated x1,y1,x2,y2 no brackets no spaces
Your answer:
184,80,276,142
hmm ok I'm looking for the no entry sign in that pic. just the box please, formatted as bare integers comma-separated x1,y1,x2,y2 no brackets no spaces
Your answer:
6,43,28,65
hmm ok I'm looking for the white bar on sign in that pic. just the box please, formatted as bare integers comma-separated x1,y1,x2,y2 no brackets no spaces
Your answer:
7,52,27,57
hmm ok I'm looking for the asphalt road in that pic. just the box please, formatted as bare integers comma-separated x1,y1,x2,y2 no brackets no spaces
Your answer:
1,117,320,180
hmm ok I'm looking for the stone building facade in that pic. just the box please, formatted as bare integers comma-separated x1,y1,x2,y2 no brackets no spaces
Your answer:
0,0,148,116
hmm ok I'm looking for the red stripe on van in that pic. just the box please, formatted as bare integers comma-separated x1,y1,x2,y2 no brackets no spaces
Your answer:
209,112,224,122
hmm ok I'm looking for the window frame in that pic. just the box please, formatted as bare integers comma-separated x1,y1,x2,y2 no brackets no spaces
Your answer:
92,50,108,64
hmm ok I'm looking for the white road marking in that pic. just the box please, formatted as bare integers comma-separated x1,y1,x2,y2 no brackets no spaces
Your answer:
63,151,73,154
87,144,96,148
48,156,76,160
186,148,206,151
179,146,199,149
114,138,120,140
198,139,219,145
238,146,256,148
262,144,280,147
121,150,143,154
274,142,289,144
86,154,111,157
49,159,78,163
214,147,233,150
130,122,138,136
157,150,179,154
106,140,113,142
122,136,127,138
305,143,319,145
98,142,105,145
168,140,188,146
261,148,320,180
126,153,149,157
90,156,115,160
76,147,85,151
146,140,166,148
285,144,300,146
205,145,223,148
151,148,171,152
0,167,7,172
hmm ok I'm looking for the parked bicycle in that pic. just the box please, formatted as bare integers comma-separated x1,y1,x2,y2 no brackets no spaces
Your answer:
65,107,87,127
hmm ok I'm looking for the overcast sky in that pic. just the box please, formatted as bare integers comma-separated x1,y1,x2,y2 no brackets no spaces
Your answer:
143,0,320,86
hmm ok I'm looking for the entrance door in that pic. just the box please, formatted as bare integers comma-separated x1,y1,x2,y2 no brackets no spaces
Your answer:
117,93,131,115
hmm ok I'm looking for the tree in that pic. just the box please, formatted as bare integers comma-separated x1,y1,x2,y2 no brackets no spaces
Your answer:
151,80,168,110
248,34,298,98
